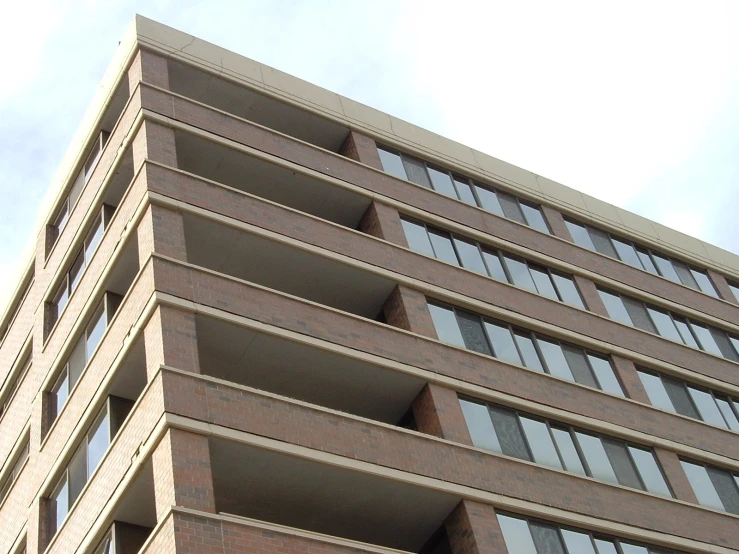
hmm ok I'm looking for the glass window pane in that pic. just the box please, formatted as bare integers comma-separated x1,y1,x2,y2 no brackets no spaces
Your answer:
587,355,623,396
401,219,435,257
652,254,680,283
52,371,69,417
86,305,106,361
453,238,488,275
530,266,559,301
672,260,698,289
602,439,642,489
551,274,584,309
521,203,550,234
498,192,527,224
428,229,459,265
589,228,619,259
84,216,103,264
575,432,618,484
691,270,717,297
612,238,643,269
87,406,110,476
482,250,509,282
475,186,504,216
565,220,595,250
427,166,458,198
514,333,545,372
636,248,658,274
681,461,724,510
689,322,724,356
622,297,657,334
520,417,562,470
594,538,619,554
54,280,69,318
598,290,633,326
69,252,85,293
457,311,492,355
537,340,574,381
52,478,69,534
731,337,739,358
69,444,88,505
706,466,739,514
530,522,566,554
428,304,465,348
621,545,650,554
459,399,501,453
490,407,531,460
497,515,538,554
716,398,739,431
688,387,727,428
673,318,699,348
552,428,587,475
729,282,739,302
646,309,682,342
561,529,597,554
562,346,598,389
377,148,407,180
454,177,477,205
503,255,538,293
68,337,86,389
663,378,700,419
637,371,674,412
709,328,739,361
401,156,432,188
55,202,70,233
484,322,522,365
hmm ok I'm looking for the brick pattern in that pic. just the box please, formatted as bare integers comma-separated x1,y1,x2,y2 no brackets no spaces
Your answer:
144,305,201,378
358,201,408,247
128,49,170,92
135,84,739,329
132,120,178,171
338,130,383,170
707,268,737,305
445,500,508,554
383,285,437,337
137,204,188,266
412,384,473,445
573,274,609,317
611,355,651,404
653,448,699,504
541,205,573,242
152,429,215,521
158,368,739,547
148,256,739,463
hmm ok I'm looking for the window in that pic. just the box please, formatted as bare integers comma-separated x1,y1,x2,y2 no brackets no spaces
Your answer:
429,301,623,396
48,294,121,427
378,146,550,233
402,217,584,308
48,396,133,538
0,354,32,420
497,513,678,554
637,369,739,431
681,460,739,514
0,437,30,505
728,281,739,303
597,287,739,362
48,205,115,332
564,218,719,297
92,522,153,554
460,398,671,496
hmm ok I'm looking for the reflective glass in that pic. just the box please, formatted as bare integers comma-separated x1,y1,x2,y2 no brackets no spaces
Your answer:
552,274,584,309
460,400,501,453
646,309,682,342
55,202,70,233
427,166,458,198
428,304,465,348
52,478,69,534
587,355,623,396
628,447,671,496
636,248,658,274
86,306,106,361
538,340,574,380
689,323,723,356
622,298,656,334
706,466,739,514
612,238,643,269
598,290,632,326
69,252,85,293
621,545,650,554
428,230,459,265
589,228,619,259
521,203,550,234
637,371,674,412
681,461,724,510
565,221,595,250
709,329,739,361
484,322,522,365
457,311,492,355
520,417,562,470
603,440,642,489
663,379,699,419
475,186,504,216
453,238,488,275
52,371,69,416
454,178,477,205
530,522,566,554
401,156,432,188
503,255,537,293
498,192,526,224
594,539,619,554
482,250,508,282
716,398,739,431
69,443,87,502
552,428,586,475
87,406,110,476
575,432,618,484
673,319,699,348
530,266,559,300
652,254,680,282
401,220,435,257
68,337,86,388
561,529,597,554
672,260,698,289
377,148,407,180
490,407,531,460
562,346,598,389
54,280,69,319
497,515,538,554
514,333,545,372
729,283,739,302
84,217,103,264
688,388,727,428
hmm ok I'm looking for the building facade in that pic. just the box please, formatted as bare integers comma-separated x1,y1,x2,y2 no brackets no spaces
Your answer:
1,14,739,554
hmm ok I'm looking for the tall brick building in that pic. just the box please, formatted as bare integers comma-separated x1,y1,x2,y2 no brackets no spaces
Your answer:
1,14,739,554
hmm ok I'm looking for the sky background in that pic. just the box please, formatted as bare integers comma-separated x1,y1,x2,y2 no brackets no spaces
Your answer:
1,0,739,310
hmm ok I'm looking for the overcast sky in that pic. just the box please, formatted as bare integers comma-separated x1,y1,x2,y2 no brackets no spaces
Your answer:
1,0,738,310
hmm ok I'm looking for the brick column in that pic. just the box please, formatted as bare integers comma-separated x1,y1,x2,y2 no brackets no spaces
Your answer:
653,447,699,504
137,204,188,267
358,201,408,247
445,500,509,554
27,498,50,554
132,120,178,172
707,269,737,304
338,130,383,170
152,428,215,521
541,205,572,241
383,285,437,338
143,306,200,379
611,355,650,403
412,384,472,445
572,275,609,316
128,49,170,91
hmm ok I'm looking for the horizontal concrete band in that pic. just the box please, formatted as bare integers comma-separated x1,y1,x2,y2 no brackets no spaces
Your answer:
136,82,739,327
140,157,739,390
148,254,739,466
